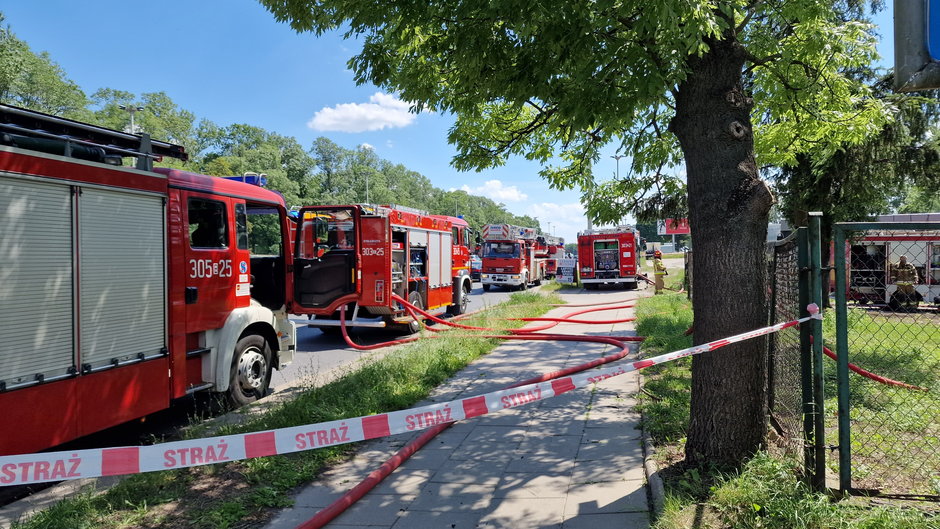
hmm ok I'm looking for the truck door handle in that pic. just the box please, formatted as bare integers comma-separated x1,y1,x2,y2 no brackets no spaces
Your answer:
185,287,198,304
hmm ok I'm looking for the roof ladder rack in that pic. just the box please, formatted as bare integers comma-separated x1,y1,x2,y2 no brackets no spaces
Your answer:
0,103,188,170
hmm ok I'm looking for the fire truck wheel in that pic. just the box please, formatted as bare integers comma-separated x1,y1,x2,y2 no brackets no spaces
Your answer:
448,282,469,315
228,335,272,408
483,284,491,292
405,291,424,334
519,274,529,290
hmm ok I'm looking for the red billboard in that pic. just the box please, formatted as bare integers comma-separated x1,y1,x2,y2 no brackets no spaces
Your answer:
657,218,690,235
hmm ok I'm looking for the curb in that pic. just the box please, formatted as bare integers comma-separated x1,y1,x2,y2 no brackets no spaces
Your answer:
638,373,666,519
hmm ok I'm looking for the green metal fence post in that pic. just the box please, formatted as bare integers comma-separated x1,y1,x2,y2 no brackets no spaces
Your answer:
809,212,826,491
833,225,852,492
797,227,815,486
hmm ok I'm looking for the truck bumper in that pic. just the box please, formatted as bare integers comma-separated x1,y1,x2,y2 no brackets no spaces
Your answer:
482,273,524,287
581,277,638,285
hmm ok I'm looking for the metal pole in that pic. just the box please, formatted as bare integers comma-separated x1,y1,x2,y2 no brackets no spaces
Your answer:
833,224,852,492
611,154,624,180
797,226,815,487
808,212,826,491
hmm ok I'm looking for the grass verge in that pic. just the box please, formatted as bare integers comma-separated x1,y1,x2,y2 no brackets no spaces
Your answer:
634,286,937,529
12,289,563,529
822,307,940,494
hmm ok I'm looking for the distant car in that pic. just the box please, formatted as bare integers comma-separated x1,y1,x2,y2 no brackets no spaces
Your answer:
470,255,482,281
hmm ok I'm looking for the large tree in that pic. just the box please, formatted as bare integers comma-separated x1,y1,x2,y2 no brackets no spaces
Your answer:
776,71,940,251
261,0,887,465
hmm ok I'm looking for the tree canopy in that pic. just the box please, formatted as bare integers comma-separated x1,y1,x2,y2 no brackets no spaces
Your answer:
258,0,892,465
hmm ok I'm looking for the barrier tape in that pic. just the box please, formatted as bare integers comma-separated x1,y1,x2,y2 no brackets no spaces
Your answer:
0,305,821,487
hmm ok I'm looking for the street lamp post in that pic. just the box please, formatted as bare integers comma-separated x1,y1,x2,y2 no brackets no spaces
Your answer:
611,154,625,179
119,105,144,134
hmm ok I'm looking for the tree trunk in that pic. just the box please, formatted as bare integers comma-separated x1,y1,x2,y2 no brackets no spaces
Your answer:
671,36,774,467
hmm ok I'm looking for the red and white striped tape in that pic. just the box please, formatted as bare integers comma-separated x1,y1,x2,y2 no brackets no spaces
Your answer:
0,306,820,486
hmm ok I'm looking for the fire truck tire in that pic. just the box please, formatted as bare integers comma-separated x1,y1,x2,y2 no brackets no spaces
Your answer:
405,291,424,334
448,282,469,315
227,335,272,408
519,274,529,291
483,284,491,292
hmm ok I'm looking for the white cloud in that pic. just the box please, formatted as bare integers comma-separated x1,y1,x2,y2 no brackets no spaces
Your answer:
460,179,528,202
359,143,374,150
526,202,588,243
308,93,418,132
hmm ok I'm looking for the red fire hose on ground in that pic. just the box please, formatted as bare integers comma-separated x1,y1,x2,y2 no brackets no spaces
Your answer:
301,295,645,529
822,343,928,392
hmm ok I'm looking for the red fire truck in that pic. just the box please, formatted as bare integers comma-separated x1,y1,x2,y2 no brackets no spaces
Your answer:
292,205,473,333
539,236,565,279
480,224,547,291
844,215,940,310
0,104,297,456
578,226,642,289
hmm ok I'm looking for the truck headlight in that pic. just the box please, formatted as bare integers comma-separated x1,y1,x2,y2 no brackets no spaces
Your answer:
481,274,489,279
511,275,521,279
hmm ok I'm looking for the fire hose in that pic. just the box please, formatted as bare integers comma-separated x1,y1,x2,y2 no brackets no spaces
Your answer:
805,336,928,392
304,296,643,529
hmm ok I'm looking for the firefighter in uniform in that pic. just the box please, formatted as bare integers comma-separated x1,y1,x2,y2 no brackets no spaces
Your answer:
890,255,919,311
653,250,667,294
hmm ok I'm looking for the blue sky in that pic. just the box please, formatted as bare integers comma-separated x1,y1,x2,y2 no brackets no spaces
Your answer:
3,1,895,244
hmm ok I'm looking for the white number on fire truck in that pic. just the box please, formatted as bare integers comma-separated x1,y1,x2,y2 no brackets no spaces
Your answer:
189,259,233,279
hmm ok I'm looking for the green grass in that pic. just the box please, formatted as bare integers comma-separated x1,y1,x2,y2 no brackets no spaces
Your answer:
657,452,936,529
634,289,693,445
631,287,938,528
821,308,940,494
11,290,563,529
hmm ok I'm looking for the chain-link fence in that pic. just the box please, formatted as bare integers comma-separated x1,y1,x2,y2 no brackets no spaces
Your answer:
766,232,806,456
833,225,940,496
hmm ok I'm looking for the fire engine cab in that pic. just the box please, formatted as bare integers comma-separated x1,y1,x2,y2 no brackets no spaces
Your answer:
292,204,473,333
0,104,296,456
578,226,642,289
480,223,547,291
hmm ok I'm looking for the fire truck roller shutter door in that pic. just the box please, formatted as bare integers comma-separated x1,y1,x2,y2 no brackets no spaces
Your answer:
429,231,442,287
79,188,166,369
0,176,75,384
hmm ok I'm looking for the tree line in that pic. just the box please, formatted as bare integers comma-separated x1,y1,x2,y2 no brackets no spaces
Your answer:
0,13,539,235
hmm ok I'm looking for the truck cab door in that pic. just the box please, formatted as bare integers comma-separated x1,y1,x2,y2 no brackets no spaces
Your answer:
182,192,242,333
291,206,359,312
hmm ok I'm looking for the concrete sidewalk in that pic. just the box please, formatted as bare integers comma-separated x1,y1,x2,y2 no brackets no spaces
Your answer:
265,287,651,529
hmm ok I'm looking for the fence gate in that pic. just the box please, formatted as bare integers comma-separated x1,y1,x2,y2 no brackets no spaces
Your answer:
832,220,940,497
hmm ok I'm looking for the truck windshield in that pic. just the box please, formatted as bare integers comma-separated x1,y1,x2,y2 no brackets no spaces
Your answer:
484,242,520,258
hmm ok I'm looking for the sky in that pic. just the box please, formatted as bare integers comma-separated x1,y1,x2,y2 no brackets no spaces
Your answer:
2,2,896,244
